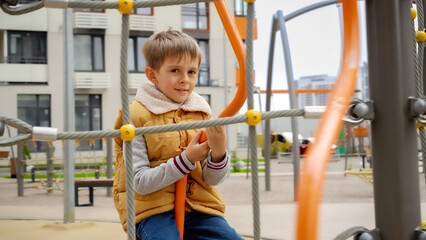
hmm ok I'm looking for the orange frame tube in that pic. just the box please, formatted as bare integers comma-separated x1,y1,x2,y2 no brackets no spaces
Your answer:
174,0,247,239
296,0,359,239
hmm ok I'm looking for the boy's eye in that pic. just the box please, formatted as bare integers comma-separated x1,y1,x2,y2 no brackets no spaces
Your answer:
189,70,197,75
171,69,179,73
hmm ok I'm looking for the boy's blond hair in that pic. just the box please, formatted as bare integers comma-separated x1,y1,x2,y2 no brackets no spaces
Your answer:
143,29,202,71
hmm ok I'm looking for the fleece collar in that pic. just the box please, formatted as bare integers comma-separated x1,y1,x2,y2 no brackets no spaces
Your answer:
135,82,212,115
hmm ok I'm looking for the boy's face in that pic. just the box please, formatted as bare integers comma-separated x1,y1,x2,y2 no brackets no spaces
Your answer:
148,54,199,103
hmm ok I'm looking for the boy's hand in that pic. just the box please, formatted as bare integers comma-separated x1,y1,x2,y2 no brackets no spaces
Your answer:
206,122,227,163
186,130,210,163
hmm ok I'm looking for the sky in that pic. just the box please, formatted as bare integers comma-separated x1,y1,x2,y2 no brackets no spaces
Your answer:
244,0,368,111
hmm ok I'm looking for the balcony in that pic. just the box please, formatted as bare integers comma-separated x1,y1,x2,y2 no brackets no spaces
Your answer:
0,57,47,83
128,73,148,89
234,16,258,40
129,15,156,32
73,12,108,29
74,72,111,89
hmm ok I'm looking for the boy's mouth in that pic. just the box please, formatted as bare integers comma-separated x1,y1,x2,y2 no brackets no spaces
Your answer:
175,88,188,92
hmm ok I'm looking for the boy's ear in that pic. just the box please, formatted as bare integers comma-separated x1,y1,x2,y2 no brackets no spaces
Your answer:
145,66,157,84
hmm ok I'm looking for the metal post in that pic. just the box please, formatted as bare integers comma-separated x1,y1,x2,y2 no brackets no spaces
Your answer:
46,143,53,193
277,10,301,201
106,138,113,197
16,144,24,196
366,0,421,239
264,15,277,192
344,126,350,175
63,8,75,224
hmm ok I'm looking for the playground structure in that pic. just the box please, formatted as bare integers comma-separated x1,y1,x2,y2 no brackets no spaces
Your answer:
6,139,114,194
1,1,426,240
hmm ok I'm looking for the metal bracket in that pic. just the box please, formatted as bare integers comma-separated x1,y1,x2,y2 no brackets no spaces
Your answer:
354,228,381,240
415,227,426,240
343,99,375,126
348,99,375,121
409,97,426,118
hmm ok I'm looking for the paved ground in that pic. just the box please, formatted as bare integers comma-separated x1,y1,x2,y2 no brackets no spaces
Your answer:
0,156,426,240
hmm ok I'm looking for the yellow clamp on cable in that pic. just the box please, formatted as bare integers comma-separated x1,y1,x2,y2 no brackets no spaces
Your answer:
412,8,417,20
120,124,135,141
118,0,133,15
246,109,261,126
243,0,255,3
417,31,426,42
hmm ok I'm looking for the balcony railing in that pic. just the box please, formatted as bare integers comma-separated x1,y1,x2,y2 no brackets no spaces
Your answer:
129,15,156,32
74,72,111,89
73,12,108,29
0,56,47,64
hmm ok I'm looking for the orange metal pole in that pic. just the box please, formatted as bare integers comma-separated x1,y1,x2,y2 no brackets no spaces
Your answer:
174,0,247,238
296,0,359,239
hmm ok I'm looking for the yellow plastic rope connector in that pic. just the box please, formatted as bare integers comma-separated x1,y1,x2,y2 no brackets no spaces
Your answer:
412,8,417,20
244,0,255,3
417,31,426,42
120,124,135,141
246,109,261,126
422,221,426,228
118,0,133,15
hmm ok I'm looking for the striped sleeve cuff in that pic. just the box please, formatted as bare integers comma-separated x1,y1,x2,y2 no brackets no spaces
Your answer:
171,151,196,176
207,152,230,170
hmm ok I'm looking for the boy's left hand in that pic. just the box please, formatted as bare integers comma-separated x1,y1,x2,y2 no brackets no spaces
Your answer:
205,120,226,163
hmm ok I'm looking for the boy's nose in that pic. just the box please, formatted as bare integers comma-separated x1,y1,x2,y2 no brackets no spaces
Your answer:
180,74,189,83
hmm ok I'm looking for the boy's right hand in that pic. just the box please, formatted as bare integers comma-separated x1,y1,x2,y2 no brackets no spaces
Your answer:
185,130,210,163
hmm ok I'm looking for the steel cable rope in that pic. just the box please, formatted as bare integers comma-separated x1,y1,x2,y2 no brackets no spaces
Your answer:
0,109,305,146
0,0,216,15
244,1,260,239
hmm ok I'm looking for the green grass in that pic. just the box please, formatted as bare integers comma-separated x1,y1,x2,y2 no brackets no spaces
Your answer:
230,168,265,173
230,158,264,163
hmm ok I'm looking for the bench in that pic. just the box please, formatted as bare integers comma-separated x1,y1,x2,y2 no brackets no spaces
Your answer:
0,151,9,160
31,165,101,182
74,179,113,207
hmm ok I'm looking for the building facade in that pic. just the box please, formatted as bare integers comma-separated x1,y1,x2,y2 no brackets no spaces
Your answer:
0,0,254,158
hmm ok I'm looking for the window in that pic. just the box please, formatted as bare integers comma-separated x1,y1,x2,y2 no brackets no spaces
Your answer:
75,95,102,151
132,6,153,15
200,94,210,105
18,0,39,4
316,84,330,106
182,3,208,30
74,0,104,13
74,34,104,72
234,0,247,16
197,39,209,86
7,31,47,64
17,94,51,152
128,36,148,72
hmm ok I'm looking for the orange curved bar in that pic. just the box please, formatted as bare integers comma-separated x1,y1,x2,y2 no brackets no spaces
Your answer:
296,0,359,240
215,0,247,118
174,0,247,238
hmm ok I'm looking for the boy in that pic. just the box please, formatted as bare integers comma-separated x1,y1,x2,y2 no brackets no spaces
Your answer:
113,29,243,240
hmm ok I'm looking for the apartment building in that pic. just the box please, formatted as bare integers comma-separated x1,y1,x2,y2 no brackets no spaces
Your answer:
0,0,256,157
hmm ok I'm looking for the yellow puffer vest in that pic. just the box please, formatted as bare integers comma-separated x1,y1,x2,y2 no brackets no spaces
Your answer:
113,100,226,231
